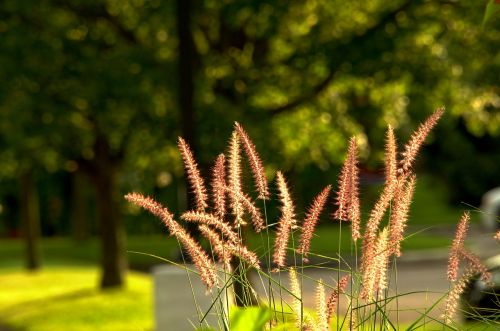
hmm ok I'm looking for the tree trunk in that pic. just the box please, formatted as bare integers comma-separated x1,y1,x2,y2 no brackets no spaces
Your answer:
231,259,258,306
177,0,201,230
177,0,196,151
20,170,41,270
95,165,127,288
231,227,258,306
90,133,127,289
71,171,88,241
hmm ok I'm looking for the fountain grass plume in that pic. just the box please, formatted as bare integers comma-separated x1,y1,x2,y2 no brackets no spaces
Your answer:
124,192,217,288
326,274,350,324
273,171,296,269
447,211,470,281
178,137,208,212
181,210,239,244
235,122,269,200
389,174,416,257
228,131,245,226
399,107,444,178
298,185,332,262
211,154,227,219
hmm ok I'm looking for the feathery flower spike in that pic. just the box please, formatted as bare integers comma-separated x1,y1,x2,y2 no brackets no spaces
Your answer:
334,171,349,221
334,137,354,221
238,192,266,232
178,137,208,212
333,137,361,241
198,224,232,270
273,171,296,269
389,175,416,257
180,211,239,244
347,138,361,240
230,243,261,270
235,122,269,199
385,125,398,192
299,185,332,262
458,247,492,284
211,154,226,219
447,211,470,281
316,280,328,331
376,238,391,298
362,128,400,271
373,227,390,298
326,274,350,324
346,298,358,331
228,131,245,226
443,268,475,325
124,193,217,288
198,224,261,270
362,227,390,300
224,187,265,232
399,107,444,178
289,268,303,328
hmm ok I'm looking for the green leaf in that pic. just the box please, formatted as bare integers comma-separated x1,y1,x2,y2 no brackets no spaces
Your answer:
229,306,272,331
483,0,500,26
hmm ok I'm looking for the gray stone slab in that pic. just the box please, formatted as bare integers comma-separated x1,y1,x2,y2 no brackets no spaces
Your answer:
152,264,233,331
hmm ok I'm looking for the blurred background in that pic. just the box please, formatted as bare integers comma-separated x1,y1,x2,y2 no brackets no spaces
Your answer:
0,0,498,330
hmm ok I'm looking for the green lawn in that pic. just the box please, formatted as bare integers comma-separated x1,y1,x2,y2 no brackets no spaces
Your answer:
0,267,152,331
0,223,453,271
242,225,452,262
404,174,468,225
0,235,179,269
361,174,466,225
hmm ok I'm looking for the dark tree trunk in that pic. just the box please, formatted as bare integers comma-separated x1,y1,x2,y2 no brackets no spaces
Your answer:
71,171,88,241
231,259,259,306
231,227,258,306
177,0,196,151
95,166,126,288
91,134,127,289
20,170,41,270
177,0,201,225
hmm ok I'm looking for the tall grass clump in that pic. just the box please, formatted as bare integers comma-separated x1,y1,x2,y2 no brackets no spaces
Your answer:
126,107,496,330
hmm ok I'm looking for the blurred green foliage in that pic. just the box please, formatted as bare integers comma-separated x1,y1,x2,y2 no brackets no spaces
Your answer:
0,0,498,235
483,0,500,25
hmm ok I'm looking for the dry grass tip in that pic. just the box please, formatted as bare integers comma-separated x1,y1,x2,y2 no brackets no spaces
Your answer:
178,137,209,212
235,122,269,199
447,211,470,282
125,192,217,288
399,107,444,178
298,185,332,262
211,154,226,219
273,171,296,269
228,131,245,226
326,274,350,324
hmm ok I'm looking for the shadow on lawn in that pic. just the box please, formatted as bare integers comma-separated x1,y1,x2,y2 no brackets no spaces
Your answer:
0,288,94,322
0,324,20,331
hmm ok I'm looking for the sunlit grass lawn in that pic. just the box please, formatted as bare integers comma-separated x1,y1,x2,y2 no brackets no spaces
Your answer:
243,225,452,261
0,266,152,331
0,236,180,269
